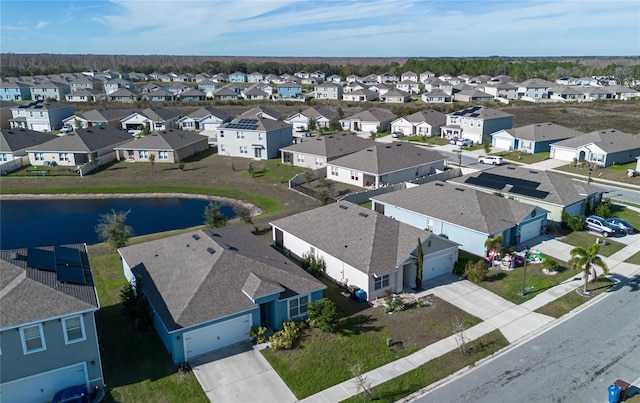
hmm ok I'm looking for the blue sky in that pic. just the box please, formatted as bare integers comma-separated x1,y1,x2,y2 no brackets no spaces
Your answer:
2,0,639,57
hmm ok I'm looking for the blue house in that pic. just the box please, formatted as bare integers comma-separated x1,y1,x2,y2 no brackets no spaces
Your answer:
277,82,303,99
491,122,584,154
118,227,325,364
229,72,247,83
1,81,32,101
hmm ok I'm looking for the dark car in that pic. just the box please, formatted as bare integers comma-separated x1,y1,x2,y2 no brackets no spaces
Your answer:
606,217,634,234
52,385,89,403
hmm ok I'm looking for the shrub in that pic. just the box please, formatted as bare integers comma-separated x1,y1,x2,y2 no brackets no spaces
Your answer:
250,326,267,344
307,298,338,332
542,257,558,271
453,257,470,276
567,214,586,232
465,260,489,283
382,290,406,313
300,252,326,277
269,321,301,351
595,199,612,218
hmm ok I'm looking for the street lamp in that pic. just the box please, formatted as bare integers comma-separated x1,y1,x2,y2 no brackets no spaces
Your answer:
520,246,530,296
588,167,593,183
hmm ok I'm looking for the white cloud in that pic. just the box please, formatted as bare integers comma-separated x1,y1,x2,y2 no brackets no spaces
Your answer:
35,21,48,29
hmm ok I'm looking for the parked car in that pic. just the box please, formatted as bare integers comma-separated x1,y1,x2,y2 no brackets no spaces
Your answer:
391,131,403,138
606,217,634,234
53,385,88,403
478,156,504,165
449,137,459,145
295,126,306,132
584,215,618,237
60,125,73,134
456,138,473,147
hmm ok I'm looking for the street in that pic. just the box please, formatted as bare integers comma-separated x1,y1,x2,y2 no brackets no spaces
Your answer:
413,274,640,403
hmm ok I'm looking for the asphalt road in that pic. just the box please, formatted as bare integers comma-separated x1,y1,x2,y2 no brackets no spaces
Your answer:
594,183,640,206
413,274,640,403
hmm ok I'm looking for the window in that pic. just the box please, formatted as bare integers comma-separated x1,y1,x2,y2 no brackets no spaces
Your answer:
63,316,86,344
258,133,264,140
297,154,305,162
20,324,46,354
350,171,359,181
330,166,338,176
219,145,225,153
374,274,390,290
289,295,309,319
0,153,8,162
158,151,168,160
59,153,69,161
315,158,323,166
239,145,248,154
139,150,149,159
236,132,245,139
34,152,44,161
154,122,163,128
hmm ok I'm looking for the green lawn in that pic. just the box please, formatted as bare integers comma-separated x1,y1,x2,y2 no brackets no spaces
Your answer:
262,278,481,399
341,330,509,403
610,204,640,230
561,232,625,257
88,242,208,403
244,159,305,183
491,151,550,164
534,277,614,318
555,162,640,186
625,252,640,265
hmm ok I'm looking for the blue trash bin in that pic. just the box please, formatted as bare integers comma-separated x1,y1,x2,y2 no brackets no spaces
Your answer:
608,384,622,403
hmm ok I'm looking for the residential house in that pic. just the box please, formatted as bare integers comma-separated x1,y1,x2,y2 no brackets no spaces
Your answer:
342,89,378,102
549,86,585,102
177,105,231,132
241,86,270,100
128,72,149,82
69,76,102,92
179,89,207,102
378,73,398,84
9,100,74,132
0,245,105,403
30,81,71,101
454,90,495,103
440,106,513,144
1,81,32,101
294,71,310,79
65,89,105,103
424,78,453,95
62,109,132,130
380,89,411,103
114,129,208,163
604,85,639,100
346,74,362,83
390,109,446,137
25,125,131,169
368,83,392,96
370,181,548,257
271,202,459,299
421,90,453,104
211,73,229,83
488,75,514,85
247,72,265,83
238,105,283,121
1,128,54,174
310,71,326,81
396,80,420,94
284,105,338,131
361,74,379,85
139,82,161,93
343,82,367,93
517,79,553,100
197,80,220,98
144,89,176,102
280,133,374,169
168,84,190,97
120,108,182,134
549,129,640,167
555,77,580,86
211,87,239,100
119,227,325,364
229,72,248,83
340,108,397,133
482,83,518,100
103,78,135,95
0,101,18,129
107,88,138,103
276,82,303,99
327,74,342,83
419,71,436,83
217,116,292,160
582,87,614,101
314,82,343,100
326,142,446,188
491,122,584,153
401,71,419,82
447,165,603,221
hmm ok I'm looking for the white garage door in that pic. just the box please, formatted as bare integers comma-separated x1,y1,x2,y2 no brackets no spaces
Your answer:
184,314,251,360
494,137,513,150
202,123,219,131
552,148,576,162
520,220,542,243
423,254,454,280
30,123,49,132
0,363,87,403
361,123,378,133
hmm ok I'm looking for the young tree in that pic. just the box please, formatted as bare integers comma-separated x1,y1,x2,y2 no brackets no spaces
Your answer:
568,243,609,295
234,204,258,233
308,117,317,132
247,162,256,178
307,298,338,332
451,316,470,355
350,362,373,400
148,154,156,173
415,238,424,290
88,152,99,173
95,209,134,250
203,201,228,228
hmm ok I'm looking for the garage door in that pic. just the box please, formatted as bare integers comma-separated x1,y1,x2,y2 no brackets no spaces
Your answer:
0,363,87,403
423,254,454,280
184,314,251,360
30,123,49,132
494,137,513,150
552,148,576,162
520,220,542,243
202,123,219,132
361,123,378,133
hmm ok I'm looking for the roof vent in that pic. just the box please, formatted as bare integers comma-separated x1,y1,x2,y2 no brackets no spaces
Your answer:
435,182,444,187
339,204,349,209
359,212,369,217
192,234,200,240
506,166,516,170
529,170,539,174
10,251,19,260
206,247,216,254
455,187,465,191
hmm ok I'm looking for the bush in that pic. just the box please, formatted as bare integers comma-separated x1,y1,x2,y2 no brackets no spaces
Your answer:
595,199,612,218
307,298,338,332
542,257,558,271
382,289,406,313
300,252,326,278
567,214,586,232
454,257,470,276
269,321,301,351
250,326,267,344
465,260,489,283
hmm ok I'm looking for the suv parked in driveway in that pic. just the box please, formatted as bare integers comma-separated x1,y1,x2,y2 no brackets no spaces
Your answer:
478,156,504,165
456,138,473,147
585,215,618,237
60,125,73,134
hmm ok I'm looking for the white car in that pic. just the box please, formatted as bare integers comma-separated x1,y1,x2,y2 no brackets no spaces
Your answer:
478,156,504,165
60,125,73,134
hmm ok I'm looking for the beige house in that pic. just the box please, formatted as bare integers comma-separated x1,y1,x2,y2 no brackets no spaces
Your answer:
114,129,208,163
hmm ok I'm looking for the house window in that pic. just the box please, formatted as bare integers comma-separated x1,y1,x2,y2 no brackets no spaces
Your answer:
289,295,309,319
59,153,69,161
34,153,44,161
330,166,338,176
374,274,390,290
219,145,225,153
139,150,149,159
63,315,86,344
297,154,305,163
350,171,359,181
315,158,323,166
240,145,248,154
0,153,8,162
236,132,245,139
20,324,46,354
158,151,168,160
258,133,264,140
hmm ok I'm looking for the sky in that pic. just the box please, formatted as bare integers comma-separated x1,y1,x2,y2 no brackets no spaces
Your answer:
1,0,639,57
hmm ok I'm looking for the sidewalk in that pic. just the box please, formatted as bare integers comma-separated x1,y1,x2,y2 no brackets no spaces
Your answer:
300,235,640,403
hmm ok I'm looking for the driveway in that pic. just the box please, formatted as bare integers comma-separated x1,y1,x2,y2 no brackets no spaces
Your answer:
190,342,297,403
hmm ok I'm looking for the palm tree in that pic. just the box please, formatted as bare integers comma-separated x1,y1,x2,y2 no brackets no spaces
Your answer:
484,234,502,262
568,243,608,295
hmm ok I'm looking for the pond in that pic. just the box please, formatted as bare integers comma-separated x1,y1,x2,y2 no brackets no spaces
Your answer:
0,197,235,249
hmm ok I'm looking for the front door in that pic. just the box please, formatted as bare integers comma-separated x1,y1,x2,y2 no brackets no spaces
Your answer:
254,148,263,159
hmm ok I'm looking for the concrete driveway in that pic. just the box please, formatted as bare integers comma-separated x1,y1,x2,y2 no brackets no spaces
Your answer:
190,342,297,403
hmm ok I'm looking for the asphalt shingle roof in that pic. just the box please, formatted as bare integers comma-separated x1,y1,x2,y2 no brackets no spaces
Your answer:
114,129,206,151
510,122,584,142
402,110,447,125
185,106,231,120
329,142,445,174
551,129,640,153
280,133,374,159
25,125,131,153
1,128,56,152
344,108,397,123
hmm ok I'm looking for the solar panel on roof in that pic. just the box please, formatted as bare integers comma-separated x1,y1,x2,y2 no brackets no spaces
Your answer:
56,264,86,284
470,113,480,117
509,186,549,199
54,246,83,267
27,248,56,272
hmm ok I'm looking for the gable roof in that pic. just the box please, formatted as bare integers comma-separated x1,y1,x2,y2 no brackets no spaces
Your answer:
343,108,397,123
292,106,339,121
81,108,132,122
551,129,640,153
271,203,456,277
0,245,99,329
238,105,283,120
12,100,71,112
114,129,206,151
508,122,584,142
108,88,138,97
280,133,374,159
402,109,447,125
448,165,599,206
371,181,539,235
185,106,231,120
118,227,325,331
1,128,55,152
25,125,131,153
132,107,182,122
329,142,445,174
448,105,512,119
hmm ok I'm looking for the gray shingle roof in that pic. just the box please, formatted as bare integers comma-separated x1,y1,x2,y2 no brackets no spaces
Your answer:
1,128,56,152
510,122,584,142
0,245,99,329
371,181,539,235
186,106,231,120
118,227,325,331
344,108,398,123
448,106,512,119
81,108,132,122
448,165,599,206
114,129,206,151
139,107,182,121
271,203,457,276
551,129,640,153
238,105,283,120
403,110,447,125
329,142,445,175
26,125,131,153
298,106,339,121
280,133,374,159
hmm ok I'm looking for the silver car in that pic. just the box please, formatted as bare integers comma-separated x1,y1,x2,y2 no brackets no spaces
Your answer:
585,215,617,237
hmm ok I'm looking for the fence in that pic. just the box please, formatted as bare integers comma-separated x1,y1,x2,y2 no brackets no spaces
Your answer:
0,156,28,175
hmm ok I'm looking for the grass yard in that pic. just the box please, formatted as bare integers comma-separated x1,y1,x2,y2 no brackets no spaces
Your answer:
534,277,614,318
560,232,625,257
88,242,208,403
626,252,640,265
262,278,481,399
491,151,550,164
610,204,640,230
555,162,640,186
341,330,509,403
